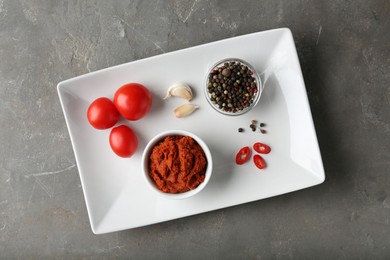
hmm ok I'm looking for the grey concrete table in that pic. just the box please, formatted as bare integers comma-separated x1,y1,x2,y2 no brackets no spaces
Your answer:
1,0,389,258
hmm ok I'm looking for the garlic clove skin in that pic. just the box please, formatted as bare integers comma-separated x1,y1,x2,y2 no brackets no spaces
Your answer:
163,83,193,101
174,104,199,118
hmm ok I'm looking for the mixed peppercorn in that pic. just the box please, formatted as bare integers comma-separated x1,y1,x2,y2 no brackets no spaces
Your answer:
207,60,259,113
238,120,267,134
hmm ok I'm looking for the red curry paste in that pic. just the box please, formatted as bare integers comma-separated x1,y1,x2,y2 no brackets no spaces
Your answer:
148,135,207,193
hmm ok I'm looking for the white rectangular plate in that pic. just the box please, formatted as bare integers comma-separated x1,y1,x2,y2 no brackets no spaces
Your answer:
58,28,325,234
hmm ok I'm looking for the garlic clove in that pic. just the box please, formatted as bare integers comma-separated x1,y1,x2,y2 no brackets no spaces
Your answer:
174,104,199,118
172,86,192,101
163,83,193,101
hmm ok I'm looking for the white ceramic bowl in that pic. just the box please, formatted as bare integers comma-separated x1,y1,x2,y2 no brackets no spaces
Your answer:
141,130,213,200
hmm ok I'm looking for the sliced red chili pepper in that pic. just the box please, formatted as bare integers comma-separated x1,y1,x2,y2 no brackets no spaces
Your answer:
253,154,266,169
253,142,271,154
235,146,251,165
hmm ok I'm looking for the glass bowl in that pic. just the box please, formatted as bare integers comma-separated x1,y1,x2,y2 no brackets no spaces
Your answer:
204,58,263,116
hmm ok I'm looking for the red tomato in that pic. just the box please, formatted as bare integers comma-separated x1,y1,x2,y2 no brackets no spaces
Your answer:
253,142,271,154
109,125,138,158
253,154,266,169
114,83,152,121
87,97,119,130
235,146,251,165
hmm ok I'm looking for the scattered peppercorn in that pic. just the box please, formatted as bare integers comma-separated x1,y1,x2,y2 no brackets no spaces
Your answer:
249,120,258,132
238,128,244,133
261,129,267,134
207,60,259,113
250,124,256,132
260,123,265,127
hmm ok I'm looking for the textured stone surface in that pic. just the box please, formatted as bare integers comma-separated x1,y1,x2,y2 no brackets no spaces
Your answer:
0,0,389,258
